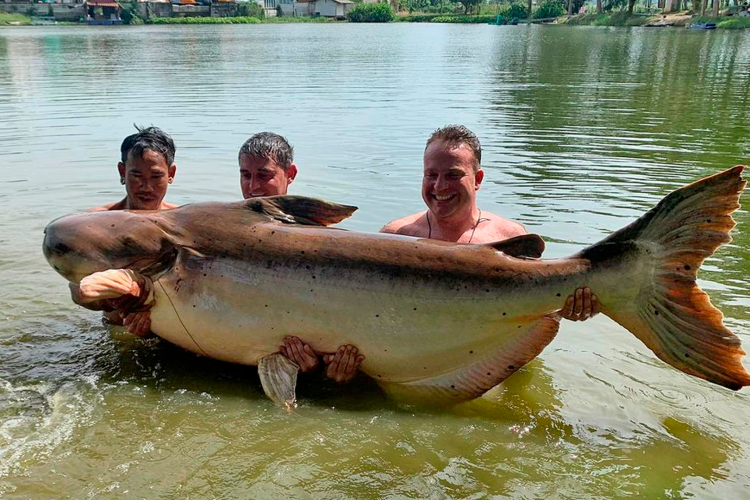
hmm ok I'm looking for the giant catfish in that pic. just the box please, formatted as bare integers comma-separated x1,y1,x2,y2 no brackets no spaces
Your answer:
43,166,750,406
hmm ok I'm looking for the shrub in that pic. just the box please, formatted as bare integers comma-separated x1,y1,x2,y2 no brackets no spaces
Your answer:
237,1,265,18
506,3,528,19
718,16,750,29
150,16,262,24
534,0,565,18
347,2,395,22
0,12,31,25
430,14,494,22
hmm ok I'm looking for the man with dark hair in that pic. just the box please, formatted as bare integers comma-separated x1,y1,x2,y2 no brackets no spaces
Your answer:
382,124,600,321
77,126,178,333
92,126,178,212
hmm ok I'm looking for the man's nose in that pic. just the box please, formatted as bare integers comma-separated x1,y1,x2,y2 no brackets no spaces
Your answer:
434,175,449,190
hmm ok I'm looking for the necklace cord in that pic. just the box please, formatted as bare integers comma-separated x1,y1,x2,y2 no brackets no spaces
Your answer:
427,208,483,243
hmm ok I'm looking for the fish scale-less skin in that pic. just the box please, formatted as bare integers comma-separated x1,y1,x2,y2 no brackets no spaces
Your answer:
43,167,750,402
150,248,585,383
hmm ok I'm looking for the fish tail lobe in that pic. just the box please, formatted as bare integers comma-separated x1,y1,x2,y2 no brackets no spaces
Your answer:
580,166,750,390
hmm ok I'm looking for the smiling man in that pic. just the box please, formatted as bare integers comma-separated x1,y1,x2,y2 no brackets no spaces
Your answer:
382,124,600,321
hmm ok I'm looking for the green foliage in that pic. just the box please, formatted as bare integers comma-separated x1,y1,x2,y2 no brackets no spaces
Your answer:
506,2,528,19
533,0,565,18
0,12,31,25
237,1,265,18
431,14,494,22
121,3,144,25
395,13,442,21
457,0,482,14
264,15,333,22
347,2,395,22
150,16,262,24
717,16,750,29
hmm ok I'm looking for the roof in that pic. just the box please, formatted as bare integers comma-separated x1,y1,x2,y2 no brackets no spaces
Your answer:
87,0,120,6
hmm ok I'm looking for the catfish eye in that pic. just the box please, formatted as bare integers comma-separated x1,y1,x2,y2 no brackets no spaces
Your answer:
54,242,72,255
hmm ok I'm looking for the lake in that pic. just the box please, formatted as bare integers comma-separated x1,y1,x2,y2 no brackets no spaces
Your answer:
1,23,749,498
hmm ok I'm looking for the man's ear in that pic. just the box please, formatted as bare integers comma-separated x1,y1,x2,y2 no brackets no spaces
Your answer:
286,164,298,185
168,163,177,181
117,162,126,180
474,169,484,190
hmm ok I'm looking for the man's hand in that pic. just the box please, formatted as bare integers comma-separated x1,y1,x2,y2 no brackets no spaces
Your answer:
122,310,153,338
560,286,601,322
280,336,320,373
323,345,364,384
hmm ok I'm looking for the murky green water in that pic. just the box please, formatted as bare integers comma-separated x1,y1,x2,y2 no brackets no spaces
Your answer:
1,24,749,498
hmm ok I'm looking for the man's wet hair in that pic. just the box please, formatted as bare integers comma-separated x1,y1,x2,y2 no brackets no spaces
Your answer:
238,132,294,170
425,125,482,171
120,126,176,166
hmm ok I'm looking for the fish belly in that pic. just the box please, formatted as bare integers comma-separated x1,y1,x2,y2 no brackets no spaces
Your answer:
147,256,590,384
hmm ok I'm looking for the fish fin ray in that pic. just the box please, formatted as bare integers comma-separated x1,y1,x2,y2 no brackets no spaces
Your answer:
258,353,299,410
586,166,750,389
481,234,545,259
379,315,560,404
245,196,357,226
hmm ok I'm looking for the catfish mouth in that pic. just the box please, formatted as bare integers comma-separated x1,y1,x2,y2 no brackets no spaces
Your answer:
43,227,177,284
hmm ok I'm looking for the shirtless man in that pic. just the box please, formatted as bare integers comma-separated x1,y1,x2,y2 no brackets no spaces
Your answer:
235,132,364,383
381,124,600,320
92,126,177,212
70,126,179,333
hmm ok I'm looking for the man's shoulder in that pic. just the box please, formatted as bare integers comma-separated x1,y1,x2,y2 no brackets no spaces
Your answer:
88,200,124,212
380,212,425,235
476,211,528,241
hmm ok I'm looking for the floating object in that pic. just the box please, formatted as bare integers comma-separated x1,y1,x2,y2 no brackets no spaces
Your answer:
688,22,717,29
43,167,750,406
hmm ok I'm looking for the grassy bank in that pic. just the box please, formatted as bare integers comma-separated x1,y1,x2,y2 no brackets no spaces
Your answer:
0,12,31,25
560,12,650,26
690,15,750,28
150,16,261,24
148,16,335,24
561,12,750,29
263,16,334,23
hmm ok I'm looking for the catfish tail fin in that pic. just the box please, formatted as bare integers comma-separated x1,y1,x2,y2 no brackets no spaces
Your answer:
579,166,750,390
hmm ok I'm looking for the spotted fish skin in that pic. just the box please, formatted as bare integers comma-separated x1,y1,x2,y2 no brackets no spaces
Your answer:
43,167,750,403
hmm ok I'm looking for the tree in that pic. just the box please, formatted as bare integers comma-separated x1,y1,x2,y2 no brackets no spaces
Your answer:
458,0,482,13
712,0,719,16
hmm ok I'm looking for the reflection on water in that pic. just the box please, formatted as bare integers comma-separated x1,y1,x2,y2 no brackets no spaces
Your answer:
1,24,749,497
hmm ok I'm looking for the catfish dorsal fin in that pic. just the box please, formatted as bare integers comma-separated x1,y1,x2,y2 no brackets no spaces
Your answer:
244,195,358,226
483,234,545,259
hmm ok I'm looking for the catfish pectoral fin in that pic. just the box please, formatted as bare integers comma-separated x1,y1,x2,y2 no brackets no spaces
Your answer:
258,353,300,410
78,269,154,313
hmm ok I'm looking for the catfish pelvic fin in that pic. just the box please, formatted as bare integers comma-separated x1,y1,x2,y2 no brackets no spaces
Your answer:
245,196,358,226
258,353,299,411
483,234,545,259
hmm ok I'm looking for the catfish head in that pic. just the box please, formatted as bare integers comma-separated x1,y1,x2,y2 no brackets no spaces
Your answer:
43,210,175,283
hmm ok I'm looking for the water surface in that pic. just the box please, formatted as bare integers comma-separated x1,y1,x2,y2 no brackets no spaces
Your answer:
1,24,749,498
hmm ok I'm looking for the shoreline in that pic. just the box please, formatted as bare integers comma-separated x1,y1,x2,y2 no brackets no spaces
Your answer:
3,11,749,29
